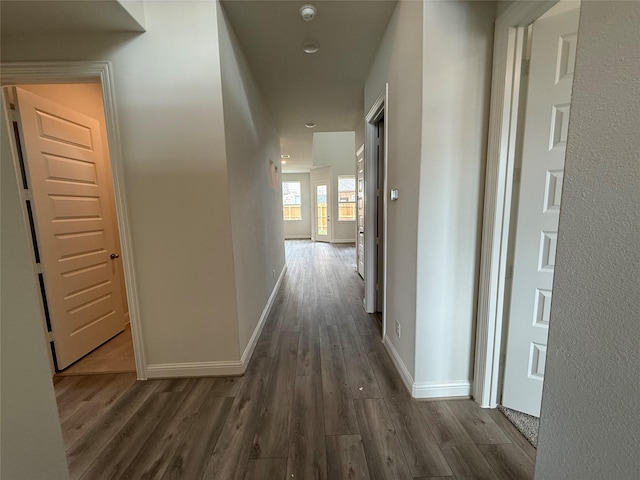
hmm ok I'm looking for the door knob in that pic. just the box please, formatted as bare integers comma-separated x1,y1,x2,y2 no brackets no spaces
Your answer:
110,253,120,259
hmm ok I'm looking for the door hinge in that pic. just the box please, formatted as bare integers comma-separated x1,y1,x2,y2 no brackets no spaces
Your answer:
506,265,514,280
47,331,54,342
513,167,522,184
521,59,530,77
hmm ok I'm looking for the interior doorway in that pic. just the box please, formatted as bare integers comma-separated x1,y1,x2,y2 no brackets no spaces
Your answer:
1,62,144,380
501,2,580,418
363,85,388,338
474,1,581,416
4,83,135,376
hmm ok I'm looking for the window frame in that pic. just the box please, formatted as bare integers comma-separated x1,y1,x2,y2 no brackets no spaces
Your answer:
282,181,303,221
337,175,356,222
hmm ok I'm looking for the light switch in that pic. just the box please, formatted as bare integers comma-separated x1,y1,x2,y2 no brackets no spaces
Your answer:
390,189,399,201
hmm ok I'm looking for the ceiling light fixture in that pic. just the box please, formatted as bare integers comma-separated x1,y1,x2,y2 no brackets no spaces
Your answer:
281,160,287,164
302,41,320,54
281,154,291,159
299,4,317,22
305,122,317,129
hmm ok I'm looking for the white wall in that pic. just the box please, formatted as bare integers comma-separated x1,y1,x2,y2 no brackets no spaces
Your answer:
1,103,69,479
364,0,494,395
414,1,495,391
365,0,424,380
1,1,242,368
312,131,357,242
283,172,312,239
217,3,286,354
535,2,640,478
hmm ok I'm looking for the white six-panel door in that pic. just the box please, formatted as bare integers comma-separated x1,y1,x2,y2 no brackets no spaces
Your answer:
502,6,580,417
15,87,125,369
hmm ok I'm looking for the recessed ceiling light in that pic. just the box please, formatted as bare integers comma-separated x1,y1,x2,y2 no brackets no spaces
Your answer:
299,4,317,22
302,41,320,54
281,160,287,164
305,122,316,129
281,154,291,159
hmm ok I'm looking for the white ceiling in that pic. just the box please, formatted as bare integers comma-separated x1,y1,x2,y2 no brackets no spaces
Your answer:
0,1,146,34
220,0,397,172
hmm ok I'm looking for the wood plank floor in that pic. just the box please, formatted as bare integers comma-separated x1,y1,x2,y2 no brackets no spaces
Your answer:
55,240,535,480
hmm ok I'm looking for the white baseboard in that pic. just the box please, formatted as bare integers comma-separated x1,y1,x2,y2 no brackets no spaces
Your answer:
382,335,414,394
146,360,244,378
331,239,356,244
144,264,287,379
284,235,311,239
412,380,472,399
240,264,287,365
382,335,472,399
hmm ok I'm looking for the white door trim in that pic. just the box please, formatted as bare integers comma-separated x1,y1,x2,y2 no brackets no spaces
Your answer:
364,84,388,340
473,2,558,408
1,61,147,380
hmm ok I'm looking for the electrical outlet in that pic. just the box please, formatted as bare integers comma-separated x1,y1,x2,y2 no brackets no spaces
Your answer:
395,321,401,338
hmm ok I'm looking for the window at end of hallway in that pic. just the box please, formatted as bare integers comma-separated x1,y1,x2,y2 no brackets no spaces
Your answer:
338,175,356,221
283,181,302,221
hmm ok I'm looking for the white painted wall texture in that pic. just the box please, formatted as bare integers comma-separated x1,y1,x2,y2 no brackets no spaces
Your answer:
365,0,424,380
283,173,312,239
217,3,286,354
414,1,494,392
535,2,640,478
364,0,494,394
1,104,69,479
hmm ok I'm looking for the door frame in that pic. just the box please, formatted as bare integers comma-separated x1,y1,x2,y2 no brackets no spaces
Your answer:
473,1,561,408
364,84,388,340
1,61,147,379
313,179,331,242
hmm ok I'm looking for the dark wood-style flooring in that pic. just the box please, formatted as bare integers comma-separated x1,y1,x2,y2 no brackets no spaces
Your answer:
54,240,535,480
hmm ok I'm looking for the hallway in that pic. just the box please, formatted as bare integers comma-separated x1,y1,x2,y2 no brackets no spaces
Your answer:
55,241,535,479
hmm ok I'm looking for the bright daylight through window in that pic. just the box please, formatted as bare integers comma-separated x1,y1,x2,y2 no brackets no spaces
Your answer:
338,175,356,221
282,181,302,220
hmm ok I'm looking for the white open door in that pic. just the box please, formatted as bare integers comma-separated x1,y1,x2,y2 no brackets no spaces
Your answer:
356,145,365,278
314,181,331,243
502,5,580,417
14,87,125,369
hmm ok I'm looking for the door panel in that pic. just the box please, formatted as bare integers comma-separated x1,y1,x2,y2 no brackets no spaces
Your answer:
315,182,330,242
14,87,124,369
502,6,579,417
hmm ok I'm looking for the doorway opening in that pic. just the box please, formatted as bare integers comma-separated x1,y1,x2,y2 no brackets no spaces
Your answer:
474,1,581,427
363,85,388,338
1,62,145,380
4,83,135,376
313,180,331,243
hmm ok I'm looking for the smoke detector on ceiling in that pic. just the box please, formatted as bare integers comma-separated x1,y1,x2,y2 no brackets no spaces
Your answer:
299,4,317,22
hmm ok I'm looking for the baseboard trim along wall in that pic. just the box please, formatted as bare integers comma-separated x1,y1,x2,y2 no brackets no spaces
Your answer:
382,335,472,399
146,360,245,378
331,239,356,244
145,265,288,379
284,235,312,239
240,264,287,365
